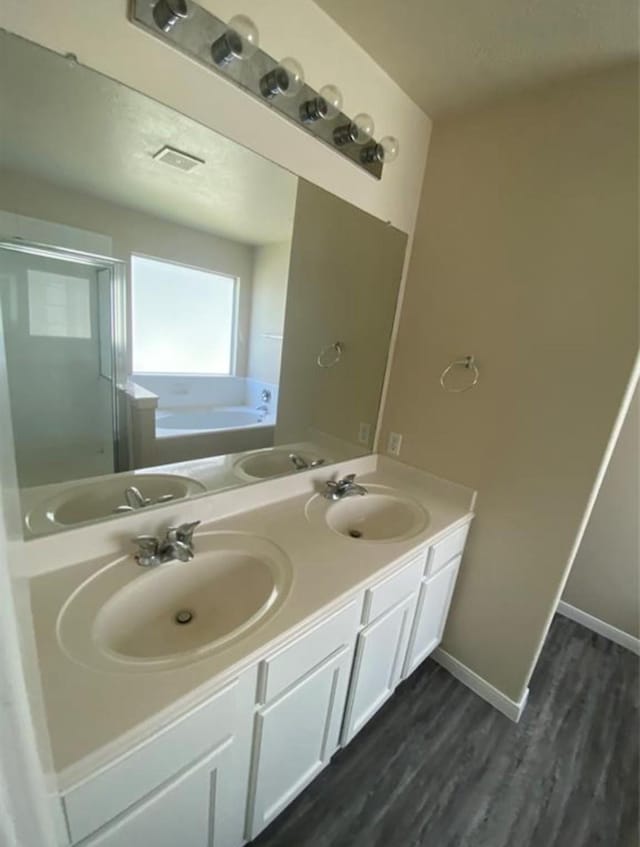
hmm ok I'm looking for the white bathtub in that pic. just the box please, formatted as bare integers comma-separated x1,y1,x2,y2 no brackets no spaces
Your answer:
153,405,275,465
156,406,269,437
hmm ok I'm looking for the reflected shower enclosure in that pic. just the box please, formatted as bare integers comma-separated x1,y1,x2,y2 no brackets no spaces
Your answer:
0,242,126,487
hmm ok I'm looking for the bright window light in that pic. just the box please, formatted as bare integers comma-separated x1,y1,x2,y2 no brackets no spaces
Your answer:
27,270,92,338
132,255,236,375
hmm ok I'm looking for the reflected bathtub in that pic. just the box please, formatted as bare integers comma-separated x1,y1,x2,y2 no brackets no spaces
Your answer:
156,406,268,436
153,405,275,464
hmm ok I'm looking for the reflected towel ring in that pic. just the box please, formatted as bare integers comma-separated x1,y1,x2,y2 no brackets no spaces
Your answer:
440,355,479,393
317,341,344,369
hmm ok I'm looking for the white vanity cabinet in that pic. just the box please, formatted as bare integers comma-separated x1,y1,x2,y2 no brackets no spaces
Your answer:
403,524,469,677
54,518,472,847
245,601,360,840
341,555,424,744
62,670,257,847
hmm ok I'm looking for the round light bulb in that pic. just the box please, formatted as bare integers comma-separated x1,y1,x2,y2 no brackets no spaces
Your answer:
279,57,305,97
379,135,399,163
318,84,343,120
227,14,259,59
351,113,375,145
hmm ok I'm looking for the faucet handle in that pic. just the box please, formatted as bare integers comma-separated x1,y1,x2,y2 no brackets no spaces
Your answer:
342,473,356,483
133,535,159,567
171,520,201,544
133,535,158,553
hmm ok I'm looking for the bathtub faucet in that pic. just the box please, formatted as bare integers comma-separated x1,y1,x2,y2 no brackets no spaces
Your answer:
257,389,272,420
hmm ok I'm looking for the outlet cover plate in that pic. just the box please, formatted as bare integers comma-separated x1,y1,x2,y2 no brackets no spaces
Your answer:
387,432,403,456
358,422,371,446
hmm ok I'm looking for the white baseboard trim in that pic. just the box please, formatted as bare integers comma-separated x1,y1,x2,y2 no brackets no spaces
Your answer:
557,601,640,656
431,647,529,723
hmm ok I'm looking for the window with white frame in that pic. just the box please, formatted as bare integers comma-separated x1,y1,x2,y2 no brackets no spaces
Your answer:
131,255,237,375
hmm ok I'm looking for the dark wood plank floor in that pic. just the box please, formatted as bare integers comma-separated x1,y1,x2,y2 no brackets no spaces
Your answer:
253,615,639,847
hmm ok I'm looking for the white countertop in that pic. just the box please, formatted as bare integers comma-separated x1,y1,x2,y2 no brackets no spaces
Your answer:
29,455,475,788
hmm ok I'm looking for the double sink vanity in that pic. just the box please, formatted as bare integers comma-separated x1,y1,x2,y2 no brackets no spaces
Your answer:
29,455,475,847
0,25,477,847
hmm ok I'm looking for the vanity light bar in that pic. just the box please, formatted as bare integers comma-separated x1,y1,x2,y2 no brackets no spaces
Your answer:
129,0,397,180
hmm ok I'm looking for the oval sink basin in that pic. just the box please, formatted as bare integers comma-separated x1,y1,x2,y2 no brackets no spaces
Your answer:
234,448,329,482
27,473,206,533
58,532,292,672
306,485,429,543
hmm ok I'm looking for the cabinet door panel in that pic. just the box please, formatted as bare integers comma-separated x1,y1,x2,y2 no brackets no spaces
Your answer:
82,738,232,847
342,593,416,744
64,677,241,843
403,556,461,677
247,646,352,839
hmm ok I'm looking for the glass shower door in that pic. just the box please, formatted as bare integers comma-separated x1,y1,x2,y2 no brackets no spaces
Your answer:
0,246,117,488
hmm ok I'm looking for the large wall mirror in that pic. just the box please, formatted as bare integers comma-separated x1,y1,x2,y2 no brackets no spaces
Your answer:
0,31,407,539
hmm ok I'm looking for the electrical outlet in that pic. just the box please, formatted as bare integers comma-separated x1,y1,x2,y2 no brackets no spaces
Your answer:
358,422,371,445
387,432,403,456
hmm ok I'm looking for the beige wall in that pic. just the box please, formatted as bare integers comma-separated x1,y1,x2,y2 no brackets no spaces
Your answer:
0,169,256,377
563,382,639,638
277,180,407,449
381,64,639,703
247,242,291,385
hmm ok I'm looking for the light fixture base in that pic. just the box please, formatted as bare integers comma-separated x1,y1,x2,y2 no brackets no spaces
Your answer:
132,0,385,179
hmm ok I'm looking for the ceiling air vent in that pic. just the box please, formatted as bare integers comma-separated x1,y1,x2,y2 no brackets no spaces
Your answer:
152,145,205,172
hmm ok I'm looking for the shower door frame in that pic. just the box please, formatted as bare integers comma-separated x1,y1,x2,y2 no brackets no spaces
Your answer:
0,238,128,474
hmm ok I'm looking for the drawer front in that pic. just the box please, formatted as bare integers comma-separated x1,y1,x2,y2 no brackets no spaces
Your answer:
361,554,424,624
258,601,360,704
426,523,469,577
64,674,247,844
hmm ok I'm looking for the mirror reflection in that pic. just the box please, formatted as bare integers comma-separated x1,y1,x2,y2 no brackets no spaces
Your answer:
0,32,407,538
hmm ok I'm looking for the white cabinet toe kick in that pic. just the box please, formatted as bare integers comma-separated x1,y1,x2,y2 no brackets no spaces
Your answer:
59,520,471,847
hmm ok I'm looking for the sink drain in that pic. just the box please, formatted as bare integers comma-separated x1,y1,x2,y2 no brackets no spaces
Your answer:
175,609,194,625
348,529,363,539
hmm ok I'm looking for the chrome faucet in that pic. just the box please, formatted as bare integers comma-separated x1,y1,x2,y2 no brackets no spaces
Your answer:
256,389,272,420
133,521,201,568
322,474,367,501
125,486,150,509
290,453,326,471
113,486,175,514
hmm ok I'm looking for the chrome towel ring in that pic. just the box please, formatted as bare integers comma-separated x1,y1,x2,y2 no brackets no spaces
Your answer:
440,355,479,393
317,341,343,369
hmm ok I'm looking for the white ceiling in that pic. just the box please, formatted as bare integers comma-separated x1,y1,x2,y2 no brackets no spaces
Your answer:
314,0,639,117
0,33,298,246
